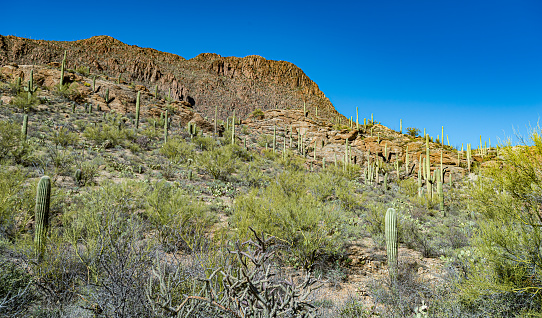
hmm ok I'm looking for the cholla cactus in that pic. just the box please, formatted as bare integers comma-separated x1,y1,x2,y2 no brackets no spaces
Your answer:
147,228,321,317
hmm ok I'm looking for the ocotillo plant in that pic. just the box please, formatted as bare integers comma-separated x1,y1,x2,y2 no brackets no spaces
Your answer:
135,91,141,129
35,176,51,261
385,207,398,282
21,114,28,141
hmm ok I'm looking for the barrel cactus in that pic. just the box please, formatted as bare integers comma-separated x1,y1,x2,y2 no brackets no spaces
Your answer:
34,176,51,261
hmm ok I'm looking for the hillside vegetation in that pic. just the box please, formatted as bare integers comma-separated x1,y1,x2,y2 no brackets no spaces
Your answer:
0,59,541,317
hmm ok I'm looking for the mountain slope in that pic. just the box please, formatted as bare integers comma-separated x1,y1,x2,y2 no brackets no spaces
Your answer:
0,35,342,122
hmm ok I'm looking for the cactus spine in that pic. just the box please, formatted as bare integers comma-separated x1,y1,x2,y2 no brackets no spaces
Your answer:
135,91,141,129
385,208,398,282
34,176,51,261
22,114,28,141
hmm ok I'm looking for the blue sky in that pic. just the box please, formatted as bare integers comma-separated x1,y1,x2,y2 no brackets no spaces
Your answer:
2,0,541,147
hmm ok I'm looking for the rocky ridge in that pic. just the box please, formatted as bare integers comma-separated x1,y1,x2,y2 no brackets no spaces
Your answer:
0,35,342,123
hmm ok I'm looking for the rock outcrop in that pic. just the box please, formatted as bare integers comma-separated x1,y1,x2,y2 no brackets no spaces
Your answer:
0,35,343,123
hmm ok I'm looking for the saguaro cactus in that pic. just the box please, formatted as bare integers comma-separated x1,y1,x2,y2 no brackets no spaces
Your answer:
164,110,169,143
21,114,28,141
135,91,141,129
385,208,398,282
74,169,82,186
34,176,51,261
60,50,67,86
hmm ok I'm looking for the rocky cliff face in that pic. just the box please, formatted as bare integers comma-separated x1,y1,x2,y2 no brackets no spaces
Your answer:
0,35,342,122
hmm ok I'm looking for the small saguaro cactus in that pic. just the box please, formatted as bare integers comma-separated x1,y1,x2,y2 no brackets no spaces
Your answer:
60,50,67,86
35,176,51,261
135,91,141,129
231,110,236,145
21,114,28,141
74,169,82,186
214,105,218,137
164,110,169,143
105,88,110,103
437,180,444,212
385,207,398,282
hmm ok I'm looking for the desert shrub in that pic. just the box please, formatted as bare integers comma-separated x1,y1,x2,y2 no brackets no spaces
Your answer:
0,258,36,316
197,144,239,180
159,136,195,164
0,168,28,239
458,129,542,314
63,181,156,316
250,108,264,118
75,66,90,76
145,181,215,252
51,127,79,147
406,127,421,137
257,134,274,148
0,120,25,161
368,261,435,318
192,135,217,151
53,83,84,103
10,91,40,113
83,123,135,148
233,170,348,269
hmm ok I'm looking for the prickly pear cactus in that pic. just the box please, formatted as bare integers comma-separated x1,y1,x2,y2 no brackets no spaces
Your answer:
34,176,51,261
385,207,398,282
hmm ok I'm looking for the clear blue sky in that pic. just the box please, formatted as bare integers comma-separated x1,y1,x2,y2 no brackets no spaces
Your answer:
2,0,541,147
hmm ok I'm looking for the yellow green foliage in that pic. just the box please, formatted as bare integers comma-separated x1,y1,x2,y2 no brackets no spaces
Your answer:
460,129,542,314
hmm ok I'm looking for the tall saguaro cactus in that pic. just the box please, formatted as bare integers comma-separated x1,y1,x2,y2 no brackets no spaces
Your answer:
385,208,398,282
34,176,51,261
60,51,67,86
135,91,141,129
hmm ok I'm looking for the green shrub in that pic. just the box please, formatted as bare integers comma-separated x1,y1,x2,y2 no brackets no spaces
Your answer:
160,137,195,164
232,170,347,269
145,181,215,251
51,127,79,147
459,129,542,314
406,127,421,137
0,120,25,161
83,123,135,148
192,135,217,151
10,91,40,112
197,145,239,180
53,83,84,103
